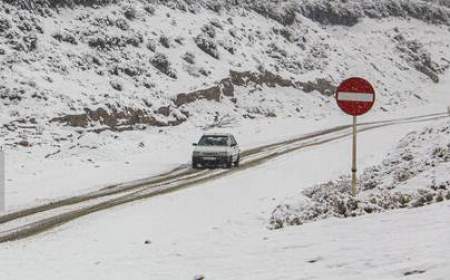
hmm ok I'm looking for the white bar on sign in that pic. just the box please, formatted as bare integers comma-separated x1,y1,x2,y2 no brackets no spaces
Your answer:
338,92,374,102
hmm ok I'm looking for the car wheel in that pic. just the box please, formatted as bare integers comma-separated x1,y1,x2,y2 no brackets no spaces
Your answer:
235,156,240,167
192,160,199,169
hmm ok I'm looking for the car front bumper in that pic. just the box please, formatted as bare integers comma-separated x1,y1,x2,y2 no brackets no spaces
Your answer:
193,155,229,165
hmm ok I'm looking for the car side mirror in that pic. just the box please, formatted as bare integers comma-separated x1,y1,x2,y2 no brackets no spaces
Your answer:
192,143,198,146
230,143,237,147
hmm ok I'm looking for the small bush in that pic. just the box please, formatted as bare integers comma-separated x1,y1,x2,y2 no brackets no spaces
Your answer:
115,18,129,30
52,32,77,45
146,39,156,52
201,23,216,38
0,18,11,32
194,35,219,59
144,5,155,15
210,18,223,29
124,7,137,20
219,40,235,54
110,80,123,91
182,52,195,64
159,35,170,48
150,53,177,79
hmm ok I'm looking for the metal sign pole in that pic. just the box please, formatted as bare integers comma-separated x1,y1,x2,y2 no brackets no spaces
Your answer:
336,78,375,196
351,116,357,196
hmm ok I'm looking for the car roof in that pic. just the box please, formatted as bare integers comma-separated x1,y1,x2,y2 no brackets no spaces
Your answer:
201,133,233,137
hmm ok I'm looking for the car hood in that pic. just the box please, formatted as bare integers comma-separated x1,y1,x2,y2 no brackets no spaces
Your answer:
194,146,229,153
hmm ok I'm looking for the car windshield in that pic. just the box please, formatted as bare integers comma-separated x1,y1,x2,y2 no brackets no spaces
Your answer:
198,135,228,146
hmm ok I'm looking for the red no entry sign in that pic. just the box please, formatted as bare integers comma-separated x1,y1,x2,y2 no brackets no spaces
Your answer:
335,77,375,116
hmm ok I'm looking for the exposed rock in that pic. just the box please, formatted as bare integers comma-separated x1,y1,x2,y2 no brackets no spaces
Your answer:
173,70,296,107
297,78,336,96
157,106,170,117
174,85,222,107
230,70,294,88
220,78,234,97
50,107,184,129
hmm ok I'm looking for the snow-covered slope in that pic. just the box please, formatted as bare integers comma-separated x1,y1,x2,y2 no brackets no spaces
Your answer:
1,0,450,150
271,117,450,228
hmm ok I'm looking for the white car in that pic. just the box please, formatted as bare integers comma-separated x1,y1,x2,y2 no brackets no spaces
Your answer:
192,133,240,168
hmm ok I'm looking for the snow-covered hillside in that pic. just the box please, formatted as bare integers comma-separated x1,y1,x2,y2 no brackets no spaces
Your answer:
1,0,450,150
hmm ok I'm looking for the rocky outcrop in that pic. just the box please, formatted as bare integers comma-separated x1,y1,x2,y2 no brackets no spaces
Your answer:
229,70,294,88
50,106,185,130
296,78,335,96
50,70,334,131
173,70,295,107
174,84,223,107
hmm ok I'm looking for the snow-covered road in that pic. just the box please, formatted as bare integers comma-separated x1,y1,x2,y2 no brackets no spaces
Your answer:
1,111,450,279
0,112,445,243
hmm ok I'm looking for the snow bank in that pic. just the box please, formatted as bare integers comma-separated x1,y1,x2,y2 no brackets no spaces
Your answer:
271,119,450,229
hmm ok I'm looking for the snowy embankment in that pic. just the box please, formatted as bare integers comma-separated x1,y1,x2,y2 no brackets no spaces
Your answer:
271,118,450,229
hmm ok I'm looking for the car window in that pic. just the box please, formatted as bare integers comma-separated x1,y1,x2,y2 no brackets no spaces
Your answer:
198,135,228,146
